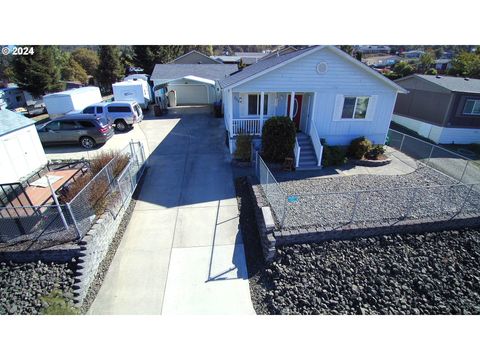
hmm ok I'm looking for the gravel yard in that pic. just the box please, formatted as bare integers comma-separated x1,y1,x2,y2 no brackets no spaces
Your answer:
251,228,480,315
260,164,480,229
0,261,76,315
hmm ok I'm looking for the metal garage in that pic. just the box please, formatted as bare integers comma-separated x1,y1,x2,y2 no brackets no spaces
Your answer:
166,76,216,105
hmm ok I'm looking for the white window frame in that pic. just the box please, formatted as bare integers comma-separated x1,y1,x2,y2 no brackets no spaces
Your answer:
462,99,480,115
338,96,371,121
247,93,268,116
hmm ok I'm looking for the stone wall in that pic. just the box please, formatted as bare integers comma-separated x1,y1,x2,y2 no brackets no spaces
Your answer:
73,204,128,305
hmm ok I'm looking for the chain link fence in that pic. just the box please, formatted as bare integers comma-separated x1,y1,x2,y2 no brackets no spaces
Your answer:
255,132,480,230
0,141,146,243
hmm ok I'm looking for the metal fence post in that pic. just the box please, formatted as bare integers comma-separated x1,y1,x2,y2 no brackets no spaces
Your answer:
265,166,270,197
67,202,82,239
350,192,360,223
459,161,469,183
399,133,405,152
47,176,69,230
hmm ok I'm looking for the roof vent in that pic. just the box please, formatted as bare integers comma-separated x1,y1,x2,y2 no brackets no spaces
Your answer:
464,77,470,81
316,62,328,74
436,75,442,79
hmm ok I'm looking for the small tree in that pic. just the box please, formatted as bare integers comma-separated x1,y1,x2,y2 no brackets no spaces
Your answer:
425,67,438,75
392,61,416,78
261,116,296,162
419,52,435,73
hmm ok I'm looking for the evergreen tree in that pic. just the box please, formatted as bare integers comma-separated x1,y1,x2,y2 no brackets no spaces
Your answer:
96,45,123,94
62,56,88,84
71,48,99,75
132,45,185,74
10,45,63,96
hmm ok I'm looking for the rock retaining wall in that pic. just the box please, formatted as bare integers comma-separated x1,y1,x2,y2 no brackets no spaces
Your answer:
74,203,128,306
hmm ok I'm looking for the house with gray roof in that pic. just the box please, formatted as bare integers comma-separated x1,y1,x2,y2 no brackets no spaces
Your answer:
170,50,221,65
393,74,480,144
0,109,47,183
150,63,238,105
220,45,407,169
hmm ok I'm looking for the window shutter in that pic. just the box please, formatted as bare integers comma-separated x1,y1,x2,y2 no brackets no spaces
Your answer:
332,94,344,120
366,95,378,120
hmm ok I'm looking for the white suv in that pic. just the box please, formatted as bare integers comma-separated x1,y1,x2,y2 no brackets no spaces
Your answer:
81,101,143,132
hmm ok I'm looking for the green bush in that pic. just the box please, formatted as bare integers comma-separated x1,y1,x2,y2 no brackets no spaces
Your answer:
347,137,373,159
261,116,296,162
425,68,438,75
41,290,78,315
322,145,348,167
234,134,253,161
366,144,386,160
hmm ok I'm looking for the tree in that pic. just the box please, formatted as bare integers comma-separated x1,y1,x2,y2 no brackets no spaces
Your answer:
96,45,123,94
71,48,99,75
339,45,354,56
10,45,63,96
392,61,416,78
425,68,438,75
132,45,185,74
449,52,480,78
419,51,435,73
61,56,88,84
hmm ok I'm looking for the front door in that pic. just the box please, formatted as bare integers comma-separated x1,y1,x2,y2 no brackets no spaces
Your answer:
287,94,303,130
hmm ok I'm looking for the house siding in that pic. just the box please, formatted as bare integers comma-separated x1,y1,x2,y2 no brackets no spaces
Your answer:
232,47,399,145
446,92,480,129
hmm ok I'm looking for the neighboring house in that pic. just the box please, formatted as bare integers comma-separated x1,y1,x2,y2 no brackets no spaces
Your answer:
150,63,238,105
393,74,480,144
0,110,47,183
355,45,391,55
210,55,242,65
363,55,402,68
0,85,27,110
220,46,407,169
401,50,425,59
434,59,452,73
170,50,221,65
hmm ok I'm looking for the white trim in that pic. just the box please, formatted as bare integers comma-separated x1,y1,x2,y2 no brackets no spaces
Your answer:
222,46,408,94
289,91,295,119
333,95,374,122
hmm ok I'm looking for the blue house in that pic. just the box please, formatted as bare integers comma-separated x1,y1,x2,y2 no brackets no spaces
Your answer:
219,45,407,169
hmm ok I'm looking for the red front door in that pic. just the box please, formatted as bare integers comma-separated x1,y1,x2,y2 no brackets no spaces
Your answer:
287,94,303,130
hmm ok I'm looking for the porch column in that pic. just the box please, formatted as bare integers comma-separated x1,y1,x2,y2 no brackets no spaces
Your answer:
289,91,295,119
259,91,265,134
228,89,233,135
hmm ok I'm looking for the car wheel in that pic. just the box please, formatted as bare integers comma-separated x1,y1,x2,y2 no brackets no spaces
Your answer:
115,119,128,132
80,136,96,149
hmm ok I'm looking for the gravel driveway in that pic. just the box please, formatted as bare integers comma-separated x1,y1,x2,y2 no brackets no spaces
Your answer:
260,164,480,230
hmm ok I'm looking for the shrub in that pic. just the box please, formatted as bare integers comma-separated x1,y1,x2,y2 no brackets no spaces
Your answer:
425,68,438,75
40,290,78,315
366,144,386,160
111,153,130,178
347,137,373,159
89,151,115,175
234,134,253,161
59,173,92,203
261,116,296,162
322,145,348,167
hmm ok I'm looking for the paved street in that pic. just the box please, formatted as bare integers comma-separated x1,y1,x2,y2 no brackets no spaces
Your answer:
88,106,254,315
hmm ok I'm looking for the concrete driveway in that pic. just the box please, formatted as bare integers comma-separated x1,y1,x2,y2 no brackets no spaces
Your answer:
88,106,254,315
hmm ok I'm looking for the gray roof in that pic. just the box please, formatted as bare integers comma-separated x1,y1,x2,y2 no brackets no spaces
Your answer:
219,46,317,88
0,109,34,137
150,64,238,81
415,74,480,94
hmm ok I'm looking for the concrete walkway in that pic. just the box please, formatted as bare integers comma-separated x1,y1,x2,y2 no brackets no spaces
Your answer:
88,106,254,315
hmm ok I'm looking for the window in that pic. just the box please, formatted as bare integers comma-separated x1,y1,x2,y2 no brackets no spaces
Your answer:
78,121,95,128
45,121,60,131
247,94,268,116
96,106,103,114
107,106,132,113
463,99,480,115
59,120,79,130
83,106,95,114
341,96,370,119
15,95,22,102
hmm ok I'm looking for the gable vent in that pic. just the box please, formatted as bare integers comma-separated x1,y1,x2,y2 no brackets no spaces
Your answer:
316,62,328,74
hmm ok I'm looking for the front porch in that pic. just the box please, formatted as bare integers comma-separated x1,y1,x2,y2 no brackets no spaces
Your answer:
224,90,323,169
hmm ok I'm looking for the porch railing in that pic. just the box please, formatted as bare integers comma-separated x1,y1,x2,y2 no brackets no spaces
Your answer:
309,120,323,167
294,138,301,168
232,118,262,136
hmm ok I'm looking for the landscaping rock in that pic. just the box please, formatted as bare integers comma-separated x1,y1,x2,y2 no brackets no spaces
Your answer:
250,227,480,315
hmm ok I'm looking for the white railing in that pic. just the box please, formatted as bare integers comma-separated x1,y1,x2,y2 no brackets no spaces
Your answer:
294,138,301,168
231,118,262,135
309,121,323,167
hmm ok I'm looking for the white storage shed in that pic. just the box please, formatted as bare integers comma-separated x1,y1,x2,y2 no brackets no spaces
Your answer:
0,110,47,183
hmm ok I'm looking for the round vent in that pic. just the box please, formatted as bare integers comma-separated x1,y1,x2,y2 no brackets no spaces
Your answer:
316,62,328,74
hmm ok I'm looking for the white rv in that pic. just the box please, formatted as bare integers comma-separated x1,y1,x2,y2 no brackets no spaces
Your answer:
43,87,102,118
112,80,151,110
